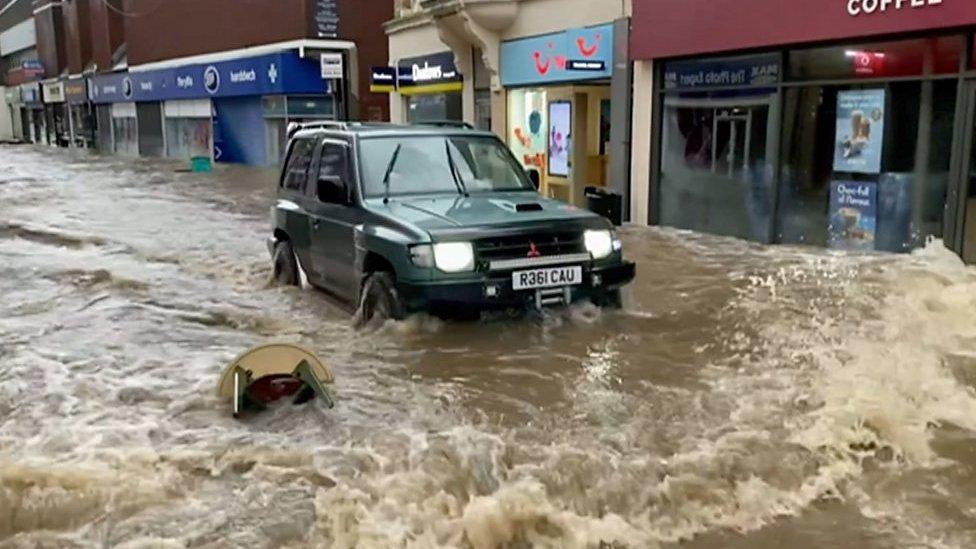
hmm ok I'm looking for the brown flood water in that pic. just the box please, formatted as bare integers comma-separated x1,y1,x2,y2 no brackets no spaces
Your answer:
1,146,976,548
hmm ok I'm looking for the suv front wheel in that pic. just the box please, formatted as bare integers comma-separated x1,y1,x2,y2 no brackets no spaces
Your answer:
355,271,405,327
272,240,299,287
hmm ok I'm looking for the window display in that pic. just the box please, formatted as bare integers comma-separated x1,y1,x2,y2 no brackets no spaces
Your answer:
507,88,548,177
548,101,571,177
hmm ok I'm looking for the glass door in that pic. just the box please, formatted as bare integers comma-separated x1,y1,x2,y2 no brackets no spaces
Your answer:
659,94,778,243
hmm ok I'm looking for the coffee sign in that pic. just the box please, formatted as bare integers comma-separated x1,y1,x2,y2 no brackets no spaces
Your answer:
847,0,943,17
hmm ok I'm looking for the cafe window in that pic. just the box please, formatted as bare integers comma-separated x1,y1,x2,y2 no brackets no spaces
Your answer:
776,80,957,249
788,36,965,80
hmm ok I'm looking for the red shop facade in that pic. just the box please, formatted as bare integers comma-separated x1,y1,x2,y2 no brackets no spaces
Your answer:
632,0,976,261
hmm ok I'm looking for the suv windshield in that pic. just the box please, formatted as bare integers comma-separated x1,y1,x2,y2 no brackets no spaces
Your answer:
360,135,533,198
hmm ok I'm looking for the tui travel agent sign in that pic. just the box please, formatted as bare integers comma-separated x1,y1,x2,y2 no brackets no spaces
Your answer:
501,24,614,86
396,52,463,96
89,52,332,104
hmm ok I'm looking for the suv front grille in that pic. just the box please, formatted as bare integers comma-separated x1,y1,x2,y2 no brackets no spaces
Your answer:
475,231,585,262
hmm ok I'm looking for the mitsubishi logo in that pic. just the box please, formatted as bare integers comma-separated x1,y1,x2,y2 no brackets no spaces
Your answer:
527,242,541,258
268,63,278,84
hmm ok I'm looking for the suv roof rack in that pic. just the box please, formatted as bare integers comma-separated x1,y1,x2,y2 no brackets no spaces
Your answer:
287,121,351,138
416,120,475,130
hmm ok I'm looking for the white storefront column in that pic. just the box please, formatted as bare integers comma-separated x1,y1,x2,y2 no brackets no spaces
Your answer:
629,59,654,226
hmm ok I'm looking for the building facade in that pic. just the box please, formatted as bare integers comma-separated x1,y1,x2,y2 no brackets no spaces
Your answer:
384,0,633,210
0,0,42,141
5,0,393,164
630,0,976,263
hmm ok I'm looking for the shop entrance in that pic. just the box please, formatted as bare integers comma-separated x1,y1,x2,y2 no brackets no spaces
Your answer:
659,94,778,242
507,85,611,207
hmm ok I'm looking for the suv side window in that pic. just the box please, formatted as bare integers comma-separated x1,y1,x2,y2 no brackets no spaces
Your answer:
282,138,315,191
314,142,350,204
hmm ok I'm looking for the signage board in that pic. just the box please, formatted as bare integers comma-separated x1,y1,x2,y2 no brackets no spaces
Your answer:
631,0,969,60
847,0,944,17
63,79,89,104
89,52,331,104
501,24,614,86
320,53,344,79
828,180,878,250
833,89,886,174
396,51,463,96
5,87,20,104
370,66,396,93
663,53,781,90
314,0,339,38
21,82,40,104
41,81,65,103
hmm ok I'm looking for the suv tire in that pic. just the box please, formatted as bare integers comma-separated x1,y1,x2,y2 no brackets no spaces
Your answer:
355,271,405,327
272,240,299,287
591,288,623,309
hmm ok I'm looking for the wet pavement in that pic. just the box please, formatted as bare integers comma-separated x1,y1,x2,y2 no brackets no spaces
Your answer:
1,145,976,548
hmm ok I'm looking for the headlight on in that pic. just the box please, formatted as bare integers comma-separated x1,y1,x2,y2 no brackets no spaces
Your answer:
432,242,475,273
584,230,614,259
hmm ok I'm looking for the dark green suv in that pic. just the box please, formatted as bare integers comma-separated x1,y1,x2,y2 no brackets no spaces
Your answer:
268,121,635,324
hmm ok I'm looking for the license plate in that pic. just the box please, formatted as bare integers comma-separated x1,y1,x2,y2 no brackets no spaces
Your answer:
512,266,582,291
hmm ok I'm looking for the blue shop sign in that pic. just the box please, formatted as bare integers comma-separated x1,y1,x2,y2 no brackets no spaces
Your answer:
89,52,332,104
663,53,781,90
501,24,614,86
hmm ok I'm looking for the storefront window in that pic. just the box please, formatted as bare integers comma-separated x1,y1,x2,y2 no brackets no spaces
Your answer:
507,88,548,176
286,96,335,118
776,80,957,249
111,103,139,156
406,93,462,123
660,91,777,242
262,95,287,118
165,118,212,159
788,36,964,80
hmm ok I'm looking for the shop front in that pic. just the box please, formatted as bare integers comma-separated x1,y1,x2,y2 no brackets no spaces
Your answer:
64,78,93,148
501,24,615,207
5,88,23,141
396,52,464,124
41,80,68,147
90,48,341,166
21,82,43,144
631,0,976,261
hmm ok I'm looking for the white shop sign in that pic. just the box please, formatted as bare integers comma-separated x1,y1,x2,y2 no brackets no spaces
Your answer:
847,0,944,17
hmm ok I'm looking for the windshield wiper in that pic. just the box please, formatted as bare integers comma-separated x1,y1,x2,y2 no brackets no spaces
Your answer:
382,144,403,204
444,140,469,198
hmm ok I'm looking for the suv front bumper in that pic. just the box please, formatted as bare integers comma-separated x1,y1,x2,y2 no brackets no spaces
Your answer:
398,260,636,311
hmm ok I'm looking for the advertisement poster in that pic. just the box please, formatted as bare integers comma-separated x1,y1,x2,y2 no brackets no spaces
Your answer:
548,101,571,177
833,89,885,174
828,180,878,251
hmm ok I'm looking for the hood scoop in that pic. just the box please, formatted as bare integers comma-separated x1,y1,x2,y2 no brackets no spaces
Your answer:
515,203,544,212
490,199,544,213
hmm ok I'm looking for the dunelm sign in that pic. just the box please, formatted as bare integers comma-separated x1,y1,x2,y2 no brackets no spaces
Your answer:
396,52,463,96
